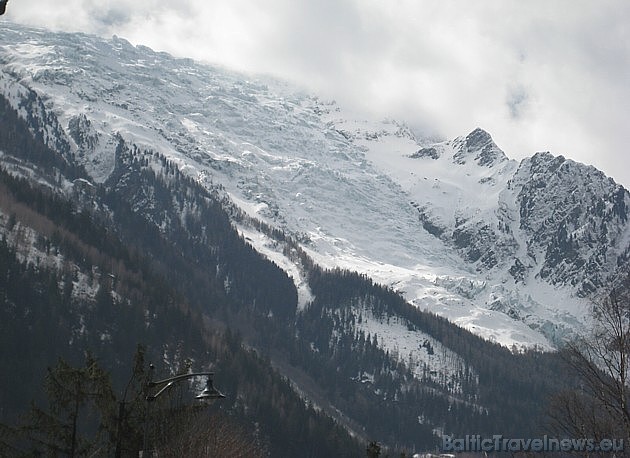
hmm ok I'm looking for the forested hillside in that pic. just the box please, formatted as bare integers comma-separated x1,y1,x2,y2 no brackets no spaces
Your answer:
0,93,361,456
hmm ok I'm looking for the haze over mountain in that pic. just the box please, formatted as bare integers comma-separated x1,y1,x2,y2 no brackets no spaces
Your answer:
7,2,630,189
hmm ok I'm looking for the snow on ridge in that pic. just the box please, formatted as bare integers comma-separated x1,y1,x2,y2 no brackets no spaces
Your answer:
235,220,313,311
352,304,476,394
0,209,100,304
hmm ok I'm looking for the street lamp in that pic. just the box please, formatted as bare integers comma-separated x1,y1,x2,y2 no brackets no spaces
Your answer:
195,377,226,400
142,365,225,456
146,371,225,402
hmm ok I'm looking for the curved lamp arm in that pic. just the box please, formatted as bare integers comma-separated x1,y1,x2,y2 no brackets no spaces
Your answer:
146,372,223,402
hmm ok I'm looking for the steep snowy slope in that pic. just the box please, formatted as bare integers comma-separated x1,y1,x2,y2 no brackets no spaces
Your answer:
321,111,630,348
1,23,628,351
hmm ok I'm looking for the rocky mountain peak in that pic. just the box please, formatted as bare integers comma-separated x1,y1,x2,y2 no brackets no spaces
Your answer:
452,127,508,167
506,151,630,296
464,127,494,149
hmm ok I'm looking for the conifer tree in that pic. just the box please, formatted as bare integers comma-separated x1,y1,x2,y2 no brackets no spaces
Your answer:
19,355,116,457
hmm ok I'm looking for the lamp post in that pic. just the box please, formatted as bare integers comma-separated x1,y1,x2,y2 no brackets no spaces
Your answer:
141,365,225,457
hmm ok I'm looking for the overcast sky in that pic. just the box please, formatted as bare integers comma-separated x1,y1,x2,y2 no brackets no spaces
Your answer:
6,0,630,186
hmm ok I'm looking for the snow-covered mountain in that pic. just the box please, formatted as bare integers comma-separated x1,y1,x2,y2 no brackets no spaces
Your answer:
1,23,629,353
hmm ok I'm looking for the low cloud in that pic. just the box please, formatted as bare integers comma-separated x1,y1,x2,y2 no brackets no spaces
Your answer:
6,0,630,185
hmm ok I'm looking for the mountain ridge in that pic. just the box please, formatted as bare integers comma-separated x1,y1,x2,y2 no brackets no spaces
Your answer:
1,23,628,352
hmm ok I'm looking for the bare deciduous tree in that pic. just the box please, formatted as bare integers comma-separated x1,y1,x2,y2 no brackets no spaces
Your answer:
548,274,630,454
151,406,264,457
